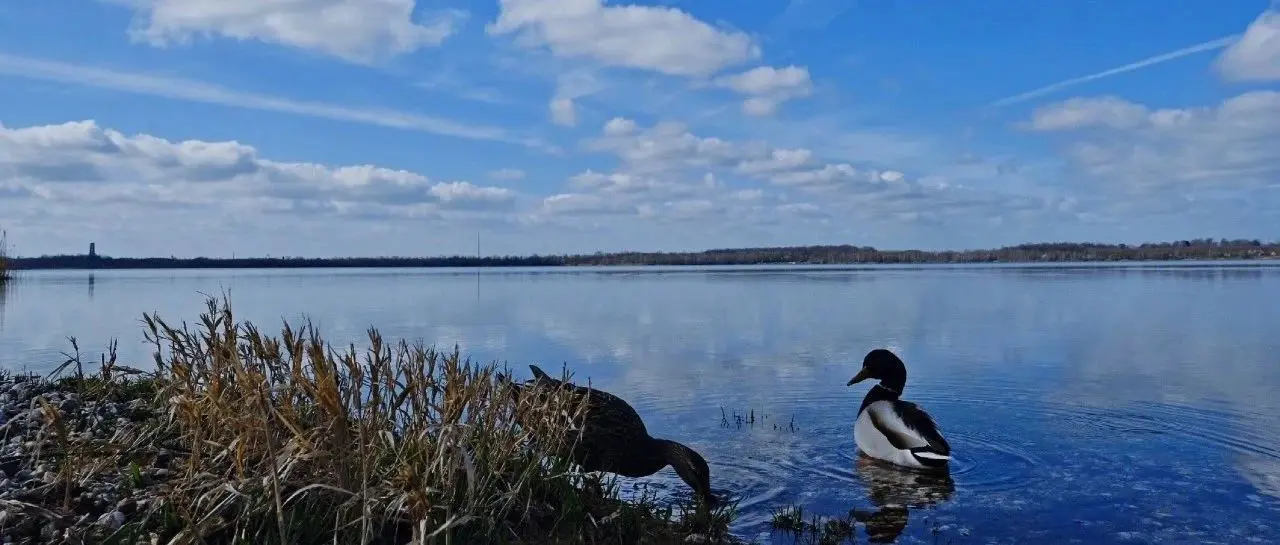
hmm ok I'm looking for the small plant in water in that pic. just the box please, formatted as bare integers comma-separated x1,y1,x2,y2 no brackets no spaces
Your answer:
719,406,798,432
769,505,865,545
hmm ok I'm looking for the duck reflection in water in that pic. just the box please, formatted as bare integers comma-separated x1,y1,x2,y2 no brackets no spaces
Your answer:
850,456,955,543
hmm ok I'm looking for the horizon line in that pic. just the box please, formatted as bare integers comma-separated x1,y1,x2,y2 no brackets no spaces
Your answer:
7,237,1279,262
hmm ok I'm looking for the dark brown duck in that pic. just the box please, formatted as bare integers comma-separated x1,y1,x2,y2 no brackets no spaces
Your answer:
508,364,718,506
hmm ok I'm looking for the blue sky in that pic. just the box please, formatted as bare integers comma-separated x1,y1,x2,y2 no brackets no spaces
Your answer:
1,0,1279,258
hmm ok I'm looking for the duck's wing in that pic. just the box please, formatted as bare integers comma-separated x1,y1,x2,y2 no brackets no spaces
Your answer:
526,364,648,432
866,400,950,461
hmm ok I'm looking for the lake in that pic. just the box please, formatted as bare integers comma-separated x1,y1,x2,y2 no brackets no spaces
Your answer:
2,263,1279,544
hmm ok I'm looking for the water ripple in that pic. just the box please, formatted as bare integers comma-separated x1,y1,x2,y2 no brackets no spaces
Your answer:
7,266,1280,544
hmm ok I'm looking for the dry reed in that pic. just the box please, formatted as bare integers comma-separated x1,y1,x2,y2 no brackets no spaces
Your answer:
38,294,740,544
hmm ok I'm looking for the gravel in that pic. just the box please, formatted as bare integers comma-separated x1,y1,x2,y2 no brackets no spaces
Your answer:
0,373,169,545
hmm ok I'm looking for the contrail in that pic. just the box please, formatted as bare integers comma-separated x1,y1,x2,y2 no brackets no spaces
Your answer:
989,34,1242,107
0,52,554,152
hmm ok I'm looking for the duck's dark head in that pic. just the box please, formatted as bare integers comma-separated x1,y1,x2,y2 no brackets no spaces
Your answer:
847,348,907,393
658,439,720,508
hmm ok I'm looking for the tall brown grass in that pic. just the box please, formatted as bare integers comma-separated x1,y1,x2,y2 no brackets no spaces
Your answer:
72,294,738,544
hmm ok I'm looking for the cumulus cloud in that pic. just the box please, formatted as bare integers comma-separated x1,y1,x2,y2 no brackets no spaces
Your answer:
487,1,818,120
1025,91,1280,191
548,69,604,127
735,148,817,176
1215,8,1280,82
104,0,465,63
584,119,744,174
714,65,814,116
537,192,631,217
584,118,912,195
602,117,638,136
537,117,1066,228
533,166,736,222
488,0,760,78
0,120,516,218
1026,96,1151,131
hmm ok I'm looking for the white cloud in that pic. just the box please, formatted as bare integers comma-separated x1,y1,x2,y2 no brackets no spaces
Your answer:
566,169,714,201
879,170,906,183
569,170,656,194
105,0,465,63
714,65,814,116
488,168,526,181
0,53,550,150
1215,9,1280,81
585,119,752,174
1026,91,1280,191
541,117,1062,228
735,148,816,175
583,117,909,194
531,163,746,223
488,0,760,77
603,117,638,136
487,1,817,122
537,192,628,216
769,163,875,189
0,120,516,217
547,68,604,127
550,97,578,126
428,181,516,205
0,108,1084,254
1026,96,1151,131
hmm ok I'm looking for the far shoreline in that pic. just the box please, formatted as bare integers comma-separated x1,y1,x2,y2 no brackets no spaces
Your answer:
7,238,1280,272
9,259,1280,276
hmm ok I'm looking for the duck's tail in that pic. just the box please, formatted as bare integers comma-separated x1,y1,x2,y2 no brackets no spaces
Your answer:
528,364,553,382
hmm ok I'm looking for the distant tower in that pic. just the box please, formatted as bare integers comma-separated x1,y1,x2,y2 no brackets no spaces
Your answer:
89,242,97,258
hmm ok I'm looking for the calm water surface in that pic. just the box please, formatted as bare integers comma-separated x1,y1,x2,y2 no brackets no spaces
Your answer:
2,264,1279,544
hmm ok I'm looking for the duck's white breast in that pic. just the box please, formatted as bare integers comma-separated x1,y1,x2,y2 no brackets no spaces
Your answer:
854,401,926,468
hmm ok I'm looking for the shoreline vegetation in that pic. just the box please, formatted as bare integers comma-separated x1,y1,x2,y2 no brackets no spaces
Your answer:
0,229,11,284
0,295,742,544
8,238,1280,271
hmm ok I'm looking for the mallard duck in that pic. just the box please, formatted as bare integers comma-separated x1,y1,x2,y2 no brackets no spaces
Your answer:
507,364,717,506
847,349,951,470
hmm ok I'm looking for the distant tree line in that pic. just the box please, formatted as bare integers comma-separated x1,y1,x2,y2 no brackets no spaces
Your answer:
8,238,1279,271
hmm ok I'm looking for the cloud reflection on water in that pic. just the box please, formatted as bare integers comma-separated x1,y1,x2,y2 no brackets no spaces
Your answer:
2,265,1280,542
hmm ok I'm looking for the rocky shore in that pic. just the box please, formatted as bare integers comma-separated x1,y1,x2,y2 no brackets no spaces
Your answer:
1,372,169,544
